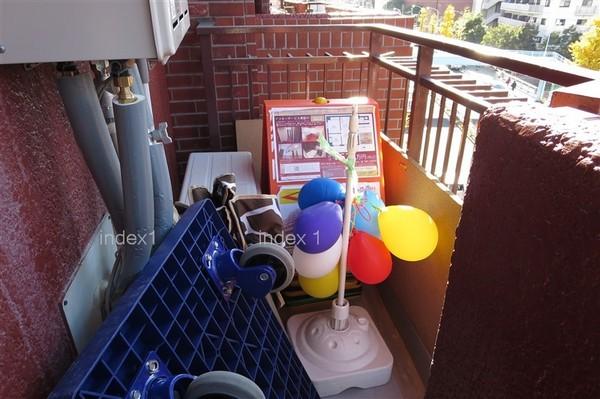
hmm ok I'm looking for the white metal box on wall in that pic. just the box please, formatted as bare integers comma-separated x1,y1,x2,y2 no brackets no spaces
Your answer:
0,0,190,64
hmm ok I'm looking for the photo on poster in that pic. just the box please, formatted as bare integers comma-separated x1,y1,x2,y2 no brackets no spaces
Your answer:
301,126,323,142
302,141,324,158
279,143,303,160
277,126,301,143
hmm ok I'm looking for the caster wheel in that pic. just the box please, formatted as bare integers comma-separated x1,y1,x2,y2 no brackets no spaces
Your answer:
240,243,294,293
184,371,265,399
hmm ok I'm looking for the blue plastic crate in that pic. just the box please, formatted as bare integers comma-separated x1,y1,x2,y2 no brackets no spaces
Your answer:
50,200,319,399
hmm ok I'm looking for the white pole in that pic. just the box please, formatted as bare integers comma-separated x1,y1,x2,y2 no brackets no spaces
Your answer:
336,104,359,307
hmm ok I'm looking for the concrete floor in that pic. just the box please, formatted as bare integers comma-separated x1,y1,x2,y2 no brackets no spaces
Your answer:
278,287,425,399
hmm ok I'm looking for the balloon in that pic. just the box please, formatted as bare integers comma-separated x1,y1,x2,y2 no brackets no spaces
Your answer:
347,231,392,284
298,178,345,210
378,205,438,261
298,265,339,298
293,235,342,278
294,202,342,253
353,189,385,238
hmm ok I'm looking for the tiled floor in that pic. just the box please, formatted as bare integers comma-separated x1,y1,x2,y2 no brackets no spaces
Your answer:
278,286,425,399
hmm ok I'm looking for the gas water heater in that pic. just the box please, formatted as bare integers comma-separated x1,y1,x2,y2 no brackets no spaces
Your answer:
0,0,190,64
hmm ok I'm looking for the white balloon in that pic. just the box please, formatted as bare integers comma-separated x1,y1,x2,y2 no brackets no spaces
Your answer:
293,235,342,278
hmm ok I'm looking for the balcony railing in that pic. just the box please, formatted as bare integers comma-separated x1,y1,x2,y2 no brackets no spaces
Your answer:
197,23,598,197
498,16,528,26
501,2,545,12
575,4,598,15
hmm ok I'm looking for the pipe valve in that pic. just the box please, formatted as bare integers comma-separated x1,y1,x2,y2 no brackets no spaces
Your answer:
115,75,136,104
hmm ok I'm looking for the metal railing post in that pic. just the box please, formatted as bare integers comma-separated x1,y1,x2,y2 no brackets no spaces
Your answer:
367,32,383,99
199,32,222,151
407,45,433,160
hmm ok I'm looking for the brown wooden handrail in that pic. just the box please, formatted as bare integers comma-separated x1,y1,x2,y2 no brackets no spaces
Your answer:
198,23,599,87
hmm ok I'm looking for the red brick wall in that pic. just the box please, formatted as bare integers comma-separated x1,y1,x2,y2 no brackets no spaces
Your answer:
169,1,414,179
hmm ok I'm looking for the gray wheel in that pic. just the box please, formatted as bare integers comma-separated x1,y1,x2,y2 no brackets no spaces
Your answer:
183,371,265,399
240,243,294,292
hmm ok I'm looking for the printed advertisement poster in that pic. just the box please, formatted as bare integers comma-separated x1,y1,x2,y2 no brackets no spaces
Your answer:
271,105,381,184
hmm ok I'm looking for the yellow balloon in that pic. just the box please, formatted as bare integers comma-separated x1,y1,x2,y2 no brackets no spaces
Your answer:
378,205,438,261
298,266,339,298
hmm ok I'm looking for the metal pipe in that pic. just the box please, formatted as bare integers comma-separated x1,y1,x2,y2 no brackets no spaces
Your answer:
57,73,125,234
149,143,173,247
113,94,154,295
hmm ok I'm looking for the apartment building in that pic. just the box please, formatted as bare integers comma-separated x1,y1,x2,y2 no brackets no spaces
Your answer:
475,0,598,38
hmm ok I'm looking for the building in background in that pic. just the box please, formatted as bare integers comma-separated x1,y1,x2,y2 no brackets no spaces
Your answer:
474,0,598,38
401,0,474,12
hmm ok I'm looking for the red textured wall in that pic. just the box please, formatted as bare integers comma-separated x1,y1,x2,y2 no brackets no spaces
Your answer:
0,64,105,398
426,104,600,398
169,1,414,178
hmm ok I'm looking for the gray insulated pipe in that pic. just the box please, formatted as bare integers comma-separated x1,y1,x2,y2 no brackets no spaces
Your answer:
127,63,154,132
113,95,154,294
57,74,125,235
150,143,174,246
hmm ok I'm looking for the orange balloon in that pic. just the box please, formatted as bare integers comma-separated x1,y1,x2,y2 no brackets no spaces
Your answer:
347,230,392,285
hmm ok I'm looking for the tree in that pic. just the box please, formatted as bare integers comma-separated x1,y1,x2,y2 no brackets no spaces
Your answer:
384,0,404,11
428,13,439,34
570,17,600,70
439,5,456,37
519,23,539,50
417,8,433,32
453,9,486,43
548,25,581,59
482,24,522,50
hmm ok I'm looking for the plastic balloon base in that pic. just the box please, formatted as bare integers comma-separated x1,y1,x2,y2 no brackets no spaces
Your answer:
287,305,393,397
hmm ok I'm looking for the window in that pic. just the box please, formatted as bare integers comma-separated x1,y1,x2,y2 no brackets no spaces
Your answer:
556,18,566,25
559,0,570,6
495,3,502,11
545,0,551,6
519,15,529,20
534,36,542,43
541,18,547,24
576,18,587,25
582,0,593,6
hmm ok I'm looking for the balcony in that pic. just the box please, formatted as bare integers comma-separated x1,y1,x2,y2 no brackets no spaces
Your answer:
498,15,529,25
501,1,545,12
482,0,503,9
575,4,598,14
194,21,598,396
1,8,599,399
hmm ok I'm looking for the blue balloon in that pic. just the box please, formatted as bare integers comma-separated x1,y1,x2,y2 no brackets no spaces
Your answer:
294,202,343,253
353,189,384,238
298,178,345,210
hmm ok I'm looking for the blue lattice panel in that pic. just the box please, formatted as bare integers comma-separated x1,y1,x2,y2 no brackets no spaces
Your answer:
50,200,319,399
